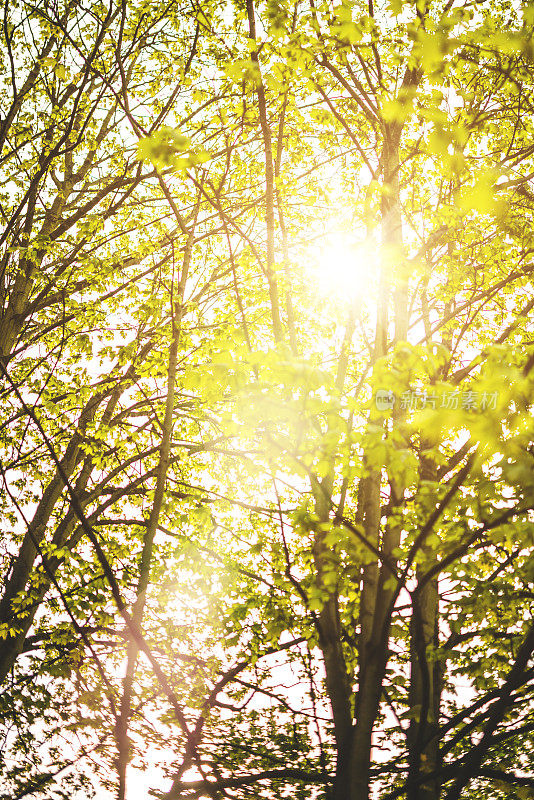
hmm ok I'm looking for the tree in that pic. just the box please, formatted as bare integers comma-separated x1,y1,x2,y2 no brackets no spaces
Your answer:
0,1,533,800
0,0,217,793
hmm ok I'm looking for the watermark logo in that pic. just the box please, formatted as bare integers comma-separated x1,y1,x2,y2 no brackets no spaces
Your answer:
375,389,396,411
375,389,499,412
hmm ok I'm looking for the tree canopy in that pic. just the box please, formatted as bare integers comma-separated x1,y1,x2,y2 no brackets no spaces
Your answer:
0,1,533,800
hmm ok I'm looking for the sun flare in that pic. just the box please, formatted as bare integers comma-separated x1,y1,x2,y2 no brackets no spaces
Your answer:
312,233,377,298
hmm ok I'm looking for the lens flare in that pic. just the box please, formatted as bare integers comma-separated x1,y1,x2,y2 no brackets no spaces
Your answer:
312,233,377,298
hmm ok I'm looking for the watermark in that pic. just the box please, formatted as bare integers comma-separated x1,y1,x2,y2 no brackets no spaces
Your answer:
375,388,499,412
375,389,396,411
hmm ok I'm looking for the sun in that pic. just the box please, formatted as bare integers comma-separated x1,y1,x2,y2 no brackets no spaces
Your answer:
312,232,377,299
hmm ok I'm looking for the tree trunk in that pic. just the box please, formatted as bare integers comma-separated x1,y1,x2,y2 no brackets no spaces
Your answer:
115,231,194,800
407,446,442,800
349,135,405,800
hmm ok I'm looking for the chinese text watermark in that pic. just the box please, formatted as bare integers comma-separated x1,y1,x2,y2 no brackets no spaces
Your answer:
375,389,499,412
